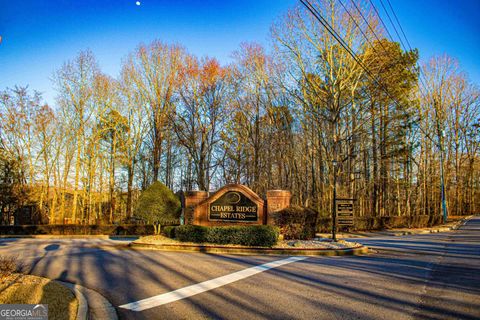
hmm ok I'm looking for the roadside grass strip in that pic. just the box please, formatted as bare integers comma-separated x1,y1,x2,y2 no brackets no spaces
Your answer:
119,256,308,311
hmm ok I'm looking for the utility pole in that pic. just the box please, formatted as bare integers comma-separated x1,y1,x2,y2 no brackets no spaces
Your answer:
331,156,338,242
438,128,448,223
434,97,448,223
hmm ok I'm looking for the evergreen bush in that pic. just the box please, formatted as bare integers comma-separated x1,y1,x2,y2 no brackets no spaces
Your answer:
134,181,181,234
174,225,279,247
161,225,177,238
175,225,208,243
270,206,318,240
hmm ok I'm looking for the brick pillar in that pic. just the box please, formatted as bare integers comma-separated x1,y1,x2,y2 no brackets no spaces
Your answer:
184,191,209,225
266,190,291,225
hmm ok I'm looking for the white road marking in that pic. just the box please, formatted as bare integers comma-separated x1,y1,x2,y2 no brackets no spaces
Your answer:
119,256,308,311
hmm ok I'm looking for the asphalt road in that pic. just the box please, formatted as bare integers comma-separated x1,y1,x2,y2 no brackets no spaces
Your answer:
0,217,479,320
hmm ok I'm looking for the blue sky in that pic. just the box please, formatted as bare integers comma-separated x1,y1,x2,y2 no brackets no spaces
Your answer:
1,0,479,106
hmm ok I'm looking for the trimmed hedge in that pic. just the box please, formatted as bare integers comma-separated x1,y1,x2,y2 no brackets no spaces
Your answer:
175,225,208,243
270,206,318,240
161,226,176,238
0,224,178,236
174,225,279,247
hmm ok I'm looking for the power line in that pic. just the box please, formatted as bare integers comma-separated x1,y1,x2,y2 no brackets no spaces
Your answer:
346,0,428,101
299,0,397,102
299,0,448,222
366,0,394,42
343,0,421,92
295,2,437,158
337,0,375,51
378,0,407,50
364,0,431,100
299,0,438,147
340,0,422,97
386,0,412,50
349,0,389,53
362,0,431,98
367,0,429,96
379,0,448,221
378,0,431,96
352,1,438,145
299,0,424,241
301,1,414,108
299,0,360,70
381,0,431,93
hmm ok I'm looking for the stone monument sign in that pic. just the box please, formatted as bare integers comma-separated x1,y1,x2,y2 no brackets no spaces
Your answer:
209,191,258,222
183,184,291,227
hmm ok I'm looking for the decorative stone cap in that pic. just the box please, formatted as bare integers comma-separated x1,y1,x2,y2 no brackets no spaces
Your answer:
185,190,209,197
197,184,264,207
266,190,291,197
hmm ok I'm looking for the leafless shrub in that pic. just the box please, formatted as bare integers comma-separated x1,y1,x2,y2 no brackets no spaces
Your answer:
0,255,19,279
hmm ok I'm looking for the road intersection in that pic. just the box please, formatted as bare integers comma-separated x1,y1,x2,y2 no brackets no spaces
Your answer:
0,217,478,319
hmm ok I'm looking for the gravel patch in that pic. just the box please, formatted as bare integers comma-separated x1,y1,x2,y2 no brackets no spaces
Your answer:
275,239,360,249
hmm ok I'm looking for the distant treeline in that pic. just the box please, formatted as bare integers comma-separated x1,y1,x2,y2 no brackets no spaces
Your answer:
1,0,478,225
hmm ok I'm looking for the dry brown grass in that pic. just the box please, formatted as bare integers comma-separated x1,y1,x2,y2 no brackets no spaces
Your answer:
0,273,78,320
0,255,19,278
137,235,359,249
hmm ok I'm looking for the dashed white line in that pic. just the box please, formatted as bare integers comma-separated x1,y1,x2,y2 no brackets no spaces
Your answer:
119,256,308,311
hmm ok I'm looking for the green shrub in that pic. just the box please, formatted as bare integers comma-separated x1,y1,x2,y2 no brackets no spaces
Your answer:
174,225,279,247
271,206,318,240
134,181,181,234
161,226,176,238
205,226,236,244
231,225,279,247
175,225,208,243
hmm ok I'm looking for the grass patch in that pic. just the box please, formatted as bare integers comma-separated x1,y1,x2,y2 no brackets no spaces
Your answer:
0,273,78,320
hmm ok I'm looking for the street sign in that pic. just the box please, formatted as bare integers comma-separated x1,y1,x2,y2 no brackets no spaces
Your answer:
336,198,354,226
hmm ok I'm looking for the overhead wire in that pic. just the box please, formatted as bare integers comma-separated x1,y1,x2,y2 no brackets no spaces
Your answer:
298,0,447,221
373,0,432,99
338,0,435,151
354,0,438,143
298,0,437,144
378,0,407,51
298,0,386,134
366,0,393,42
299,0,400,103
348,0,389,53
346,0,429,102
385,0,412,49
342,0,431,115
365,0,427,97
380,0,447,151
381,0,449,221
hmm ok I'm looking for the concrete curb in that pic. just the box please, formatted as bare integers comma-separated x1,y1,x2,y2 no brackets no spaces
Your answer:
368,247,449,256
316,215,476,239
129,242,369,256
56,281,88,320
57,281,118,320
450,215,474,230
